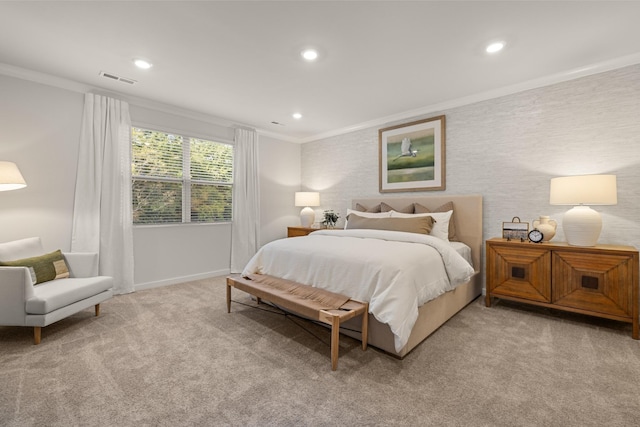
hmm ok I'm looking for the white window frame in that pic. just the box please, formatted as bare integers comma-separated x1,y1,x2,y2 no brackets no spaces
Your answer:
131,125,234,225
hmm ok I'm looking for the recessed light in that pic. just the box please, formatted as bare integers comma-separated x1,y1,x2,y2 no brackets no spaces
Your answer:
292,113,302,120
301,49,318,61
486,42,505,54
134,59,153,69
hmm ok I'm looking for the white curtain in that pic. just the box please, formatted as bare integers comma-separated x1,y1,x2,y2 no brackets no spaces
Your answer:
230,128,260,273
71,93,135,294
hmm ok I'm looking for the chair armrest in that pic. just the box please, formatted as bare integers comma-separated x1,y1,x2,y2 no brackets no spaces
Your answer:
0,267,34,325
62,252,99,278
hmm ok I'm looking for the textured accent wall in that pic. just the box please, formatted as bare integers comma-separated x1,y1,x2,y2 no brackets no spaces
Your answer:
302,64,640,253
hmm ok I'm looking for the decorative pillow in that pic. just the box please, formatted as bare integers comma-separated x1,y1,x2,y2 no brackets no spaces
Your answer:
413,201,458,241
355,203,382,213
345,215,434,235
344,209,392,229
380,202,414,213
0,249,70,285
390,210,453,241
0,237,45,261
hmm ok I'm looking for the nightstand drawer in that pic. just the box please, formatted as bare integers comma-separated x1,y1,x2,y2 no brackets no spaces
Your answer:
486,242,551,303
287,226,316,237
552,250,635,317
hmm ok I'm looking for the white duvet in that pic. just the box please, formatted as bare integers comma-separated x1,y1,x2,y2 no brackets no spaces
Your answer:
242,229,475,352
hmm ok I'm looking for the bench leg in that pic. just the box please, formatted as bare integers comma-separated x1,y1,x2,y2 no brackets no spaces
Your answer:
226,283,232,313
331,315,340,371
95,304,101,317
34,326,41,345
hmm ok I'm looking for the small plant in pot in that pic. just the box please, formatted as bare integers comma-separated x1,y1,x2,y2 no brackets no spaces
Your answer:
321,210,340,229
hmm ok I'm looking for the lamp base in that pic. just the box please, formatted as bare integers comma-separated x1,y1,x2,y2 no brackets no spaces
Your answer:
300,206,315,228
563,205,602,247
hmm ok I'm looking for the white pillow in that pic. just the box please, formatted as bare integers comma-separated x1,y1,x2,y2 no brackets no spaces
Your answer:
390,210,453,241
345,209,392,229
0,237,45,261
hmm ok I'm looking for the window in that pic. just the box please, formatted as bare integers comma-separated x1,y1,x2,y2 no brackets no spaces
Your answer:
131,127,233,224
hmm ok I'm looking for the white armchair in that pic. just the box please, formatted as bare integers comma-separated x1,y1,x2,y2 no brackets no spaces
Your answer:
0,237,113,344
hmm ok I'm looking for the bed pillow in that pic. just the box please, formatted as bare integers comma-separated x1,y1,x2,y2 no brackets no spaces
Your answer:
413,201,459,241
355,203,382,213
0,237,45,260
380,202,414,213
344,209,391,229
390,210,453,241
0,249,70,285
345,215,434,235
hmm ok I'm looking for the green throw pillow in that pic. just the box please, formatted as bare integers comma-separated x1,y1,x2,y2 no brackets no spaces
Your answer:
0,249,70,285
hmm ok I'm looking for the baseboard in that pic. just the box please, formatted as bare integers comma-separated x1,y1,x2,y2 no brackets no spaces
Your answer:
134,269,230,291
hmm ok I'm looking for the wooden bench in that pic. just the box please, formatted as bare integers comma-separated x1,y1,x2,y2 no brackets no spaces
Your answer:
226,274,368,371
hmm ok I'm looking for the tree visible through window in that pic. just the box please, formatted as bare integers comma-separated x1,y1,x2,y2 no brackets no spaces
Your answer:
131,128,233,224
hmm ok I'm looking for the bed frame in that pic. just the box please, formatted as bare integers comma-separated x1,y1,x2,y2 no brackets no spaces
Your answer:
339,194,483,358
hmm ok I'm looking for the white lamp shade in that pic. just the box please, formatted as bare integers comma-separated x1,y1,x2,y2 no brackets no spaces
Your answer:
294,192,320,207
549,174,616,247
550,174,617,205
0,161,27,192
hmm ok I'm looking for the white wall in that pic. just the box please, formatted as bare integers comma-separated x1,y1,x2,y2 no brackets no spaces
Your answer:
302,64,640,257
0,73,301,288
258,135,302,246
0,75,83,250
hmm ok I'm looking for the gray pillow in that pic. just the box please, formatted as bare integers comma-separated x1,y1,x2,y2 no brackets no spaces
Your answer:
355,203,382,213
380,202,414,213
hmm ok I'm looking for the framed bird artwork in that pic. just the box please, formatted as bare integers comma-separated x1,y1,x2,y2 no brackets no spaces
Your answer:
378,115,446,193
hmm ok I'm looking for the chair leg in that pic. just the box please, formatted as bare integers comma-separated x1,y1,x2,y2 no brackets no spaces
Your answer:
34,326,41,345
95,303,101,317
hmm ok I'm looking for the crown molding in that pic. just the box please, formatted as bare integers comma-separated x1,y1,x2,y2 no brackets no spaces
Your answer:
4,51,640,146
299,52,640,144
0,62,93,93
0,62,301,143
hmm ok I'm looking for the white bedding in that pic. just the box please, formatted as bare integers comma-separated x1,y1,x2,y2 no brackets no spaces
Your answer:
450,241,473,267
242,229,475,352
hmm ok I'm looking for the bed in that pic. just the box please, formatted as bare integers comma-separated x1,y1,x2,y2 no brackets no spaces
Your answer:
242,195,483,358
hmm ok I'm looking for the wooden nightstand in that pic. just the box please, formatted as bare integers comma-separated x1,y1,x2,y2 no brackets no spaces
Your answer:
287,226,318,238
485,237,639,339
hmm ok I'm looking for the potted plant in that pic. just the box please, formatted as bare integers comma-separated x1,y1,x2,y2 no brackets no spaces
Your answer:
321,210,340,229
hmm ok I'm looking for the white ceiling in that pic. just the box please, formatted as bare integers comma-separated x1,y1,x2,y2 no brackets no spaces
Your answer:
1,1,640,143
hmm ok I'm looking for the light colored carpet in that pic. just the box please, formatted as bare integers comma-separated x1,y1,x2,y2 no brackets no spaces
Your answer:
1,276,639,426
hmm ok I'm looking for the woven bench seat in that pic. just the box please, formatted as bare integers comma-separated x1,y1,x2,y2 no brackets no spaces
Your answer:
226,274,368,370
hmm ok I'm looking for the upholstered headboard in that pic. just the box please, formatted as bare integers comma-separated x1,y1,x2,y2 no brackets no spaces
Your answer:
351,195,483,273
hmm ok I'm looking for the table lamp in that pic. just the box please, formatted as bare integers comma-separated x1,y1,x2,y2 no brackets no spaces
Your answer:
0,161,27,191
295,191,320,228
549,174,617,246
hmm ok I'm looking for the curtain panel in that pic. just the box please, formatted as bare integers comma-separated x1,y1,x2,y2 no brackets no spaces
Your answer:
230,128,260,273
71,93,135,294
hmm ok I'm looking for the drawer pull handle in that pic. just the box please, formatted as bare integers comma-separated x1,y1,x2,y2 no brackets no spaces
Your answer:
581,276,599,290
511,266,526,279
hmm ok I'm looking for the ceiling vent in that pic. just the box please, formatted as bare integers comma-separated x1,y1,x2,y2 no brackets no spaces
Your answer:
99,71,137,85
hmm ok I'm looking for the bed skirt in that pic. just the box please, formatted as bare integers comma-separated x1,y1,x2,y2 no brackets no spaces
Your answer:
339,272,481,358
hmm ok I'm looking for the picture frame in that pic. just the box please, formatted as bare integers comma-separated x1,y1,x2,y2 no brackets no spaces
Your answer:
379,115,446,193
502,217,529,241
